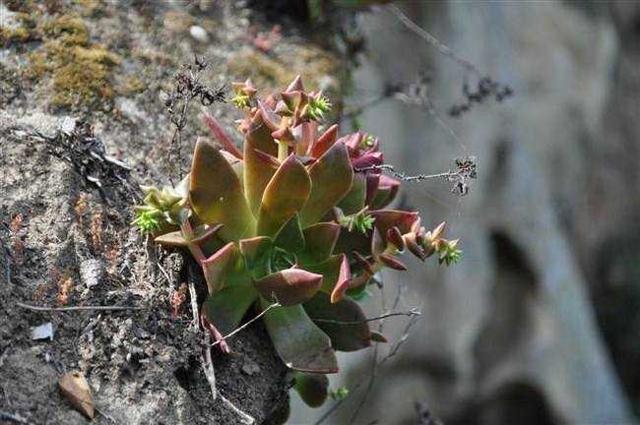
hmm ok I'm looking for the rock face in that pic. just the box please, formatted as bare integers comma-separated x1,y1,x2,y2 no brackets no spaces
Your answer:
320,2,639,424
0,115,290,424
0,2,343,424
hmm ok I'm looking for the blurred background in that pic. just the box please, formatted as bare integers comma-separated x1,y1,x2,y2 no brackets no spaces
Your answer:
2,1,639,424
289,2,640,424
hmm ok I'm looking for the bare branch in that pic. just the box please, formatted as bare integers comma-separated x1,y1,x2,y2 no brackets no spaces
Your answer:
313,308,420,325
220,395,255,425
209,302,281,348
16,302,144,312
0,411,28,424
201,332,217,401
387,4,481,77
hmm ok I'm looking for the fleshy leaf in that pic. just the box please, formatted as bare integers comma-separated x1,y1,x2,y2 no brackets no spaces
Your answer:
274,214,305,253
244,111,279,215
258,155,311,237
298,222,340,265
201,242,240,293
370,175,400,209
337,173,366,215
294,372,329,408
310,124,338,158
202,285,258,335
254,268,322,306
370,209,419,237
305,254,351,303
239,236,273,279
190,139,255,240
261,300,338,373
300,142,354,227
202,112,243,159
154,230,188,247
304,292,371,352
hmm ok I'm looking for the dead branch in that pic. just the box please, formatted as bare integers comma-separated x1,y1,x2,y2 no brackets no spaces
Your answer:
16,302,144,312
0,411,29,424
313,308,420,325
220,394,255,425
209,302,281,348
387,4,482,77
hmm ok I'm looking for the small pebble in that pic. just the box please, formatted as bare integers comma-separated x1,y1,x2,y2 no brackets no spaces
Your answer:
190,25,209,43
31,322,54,341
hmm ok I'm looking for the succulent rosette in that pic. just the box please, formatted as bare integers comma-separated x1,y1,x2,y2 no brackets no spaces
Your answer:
136,76,461,406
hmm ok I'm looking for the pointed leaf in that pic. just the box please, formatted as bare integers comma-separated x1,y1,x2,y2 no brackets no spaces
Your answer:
258,155,311,237
274,214,305,253
337,173,366,215
310,124,338,158
239,236,274,279
190,139,254,240
294,372,329,408
300,142,354,227
262,301,338,373
254,268,322,306
370,209,419,239
244,111,279,215
304,292,371,352
370,175,399,209
370,331,388,343
298,222,340,265
202,112,243,159
202,242,240,293
305,254,351,303
154,230,188,247
202,285,258,335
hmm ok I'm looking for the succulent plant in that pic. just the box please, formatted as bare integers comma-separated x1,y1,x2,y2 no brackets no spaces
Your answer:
136,76,461,407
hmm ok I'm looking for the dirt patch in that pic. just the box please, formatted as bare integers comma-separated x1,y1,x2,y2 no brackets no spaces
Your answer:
0,121,289,424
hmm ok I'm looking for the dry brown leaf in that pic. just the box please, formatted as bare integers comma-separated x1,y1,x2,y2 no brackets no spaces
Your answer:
58,371,95,419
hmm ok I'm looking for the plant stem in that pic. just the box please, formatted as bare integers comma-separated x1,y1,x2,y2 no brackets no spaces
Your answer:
277,140,288,162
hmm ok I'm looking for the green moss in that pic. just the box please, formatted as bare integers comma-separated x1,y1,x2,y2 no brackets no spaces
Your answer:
0,12,40,47
117,75,146,96
0,26,30,46
227,45,340,92
26,14,121,109
43,14,89,46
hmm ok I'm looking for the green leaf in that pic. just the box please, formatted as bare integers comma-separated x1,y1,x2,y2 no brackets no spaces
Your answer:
261,300,338,373
294,372,329,408
305,254,351,303
310,124,338,158
239,236,274,279
202,285,258,335
304,292,371,352
244,111,279,216
154,230,187,247
337,173,366,215
298,222,340,265
254,268,322,306
189,139,255,241
258,155,311,237
201,242,241,294
369,209,419,237
300,142,353,227
274,214,305,253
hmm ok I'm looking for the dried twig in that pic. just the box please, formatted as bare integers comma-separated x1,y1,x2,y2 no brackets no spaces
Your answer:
209,302,281,347
357,158,477,196
313,308,420,325
16,302,144,312
387,4,481,77
0,411,29,424
220,395,255,425
201,332,217,401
